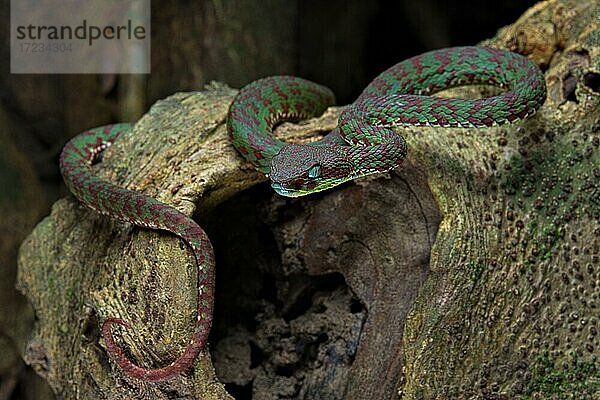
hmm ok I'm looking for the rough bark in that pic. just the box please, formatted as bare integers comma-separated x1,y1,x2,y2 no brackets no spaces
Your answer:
17,0,600,399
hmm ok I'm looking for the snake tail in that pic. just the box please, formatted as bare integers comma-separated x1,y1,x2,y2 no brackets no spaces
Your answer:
59,123,216,382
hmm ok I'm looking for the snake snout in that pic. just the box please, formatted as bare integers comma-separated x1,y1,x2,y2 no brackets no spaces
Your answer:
269,143,356,197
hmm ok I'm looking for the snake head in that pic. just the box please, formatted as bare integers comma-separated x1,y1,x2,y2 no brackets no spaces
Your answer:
269,144,354,197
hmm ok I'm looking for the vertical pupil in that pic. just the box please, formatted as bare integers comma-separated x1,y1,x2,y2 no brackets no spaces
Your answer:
308,165,320,178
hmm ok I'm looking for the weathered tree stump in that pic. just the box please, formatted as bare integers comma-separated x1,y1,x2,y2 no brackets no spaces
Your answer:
17,0,599,398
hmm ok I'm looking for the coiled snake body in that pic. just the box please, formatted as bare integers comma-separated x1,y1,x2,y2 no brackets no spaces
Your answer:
60,46,546,381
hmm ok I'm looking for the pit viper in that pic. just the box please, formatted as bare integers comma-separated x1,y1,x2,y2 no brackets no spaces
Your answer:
59,46,546,381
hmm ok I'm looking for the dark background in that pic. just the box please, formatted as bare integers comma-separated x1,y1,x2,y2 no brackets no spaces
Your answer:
0,0,537,398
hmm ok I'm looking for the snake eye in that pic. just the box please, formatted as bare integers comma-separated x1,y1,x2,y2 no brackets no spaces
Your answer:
308,164,321,178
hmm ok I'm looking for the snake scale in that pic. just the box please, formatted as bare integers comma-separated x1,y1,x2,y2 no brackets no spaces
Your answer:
59,46,546,381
